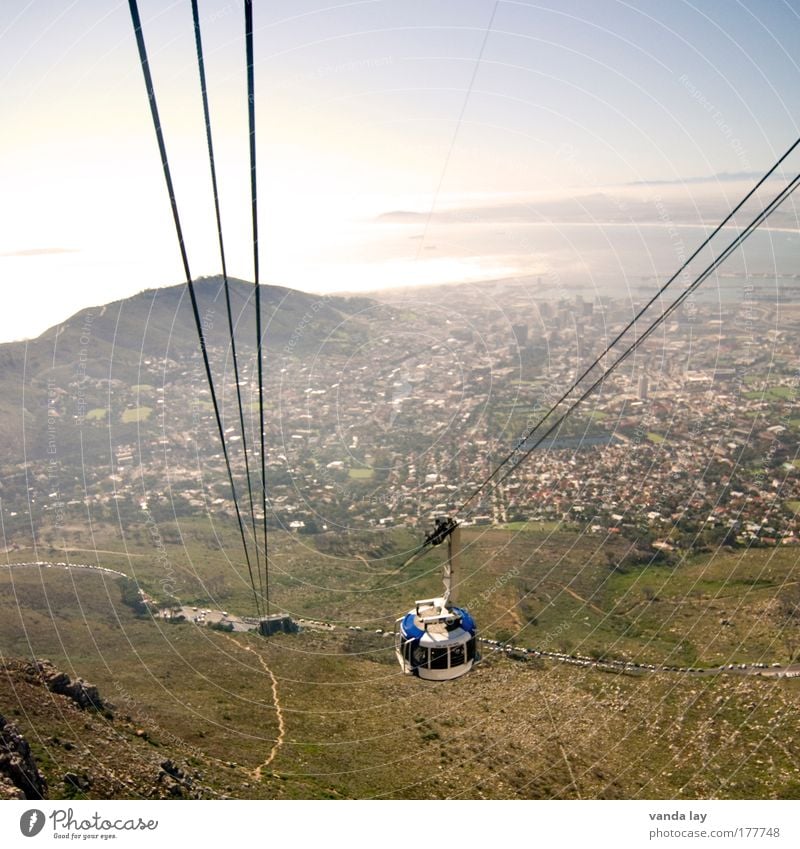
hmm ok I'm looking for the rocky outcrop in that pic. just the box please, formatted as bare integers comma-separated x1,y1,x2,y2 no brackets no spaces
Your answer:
63,772,92,793
156,759,195,797
0,713,48,799
19,660,110,713
1,658,214,800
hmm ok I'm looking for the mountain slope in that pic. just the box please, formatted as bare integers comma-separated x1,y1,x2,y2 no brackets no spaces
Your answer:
0,278,388,466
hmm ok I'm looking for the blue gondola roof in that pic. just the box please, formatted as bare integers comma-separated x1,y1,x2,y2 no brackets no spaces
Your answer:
400,605,476,640
400,611,425,640
457,607,476,634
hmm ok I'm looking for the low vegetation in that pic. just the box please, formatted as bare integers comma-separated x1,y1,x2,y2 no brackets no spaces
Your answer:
2,523,800,799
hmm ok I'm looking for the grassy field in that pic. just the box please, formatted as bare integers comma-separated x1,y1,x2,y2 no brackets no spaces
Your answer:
2,562,799,800
347,468,374,480
3,523,800,799
121,406,153,423
9,521,800,667
744,386,795,402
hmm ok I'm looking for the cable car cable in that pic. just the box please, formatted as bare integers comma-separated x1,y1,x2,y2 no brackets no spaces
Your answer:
456,136,800,516
191,0,264,602
245,0,271,620
472,170,800,509
128,0,262,618
404,166,798,562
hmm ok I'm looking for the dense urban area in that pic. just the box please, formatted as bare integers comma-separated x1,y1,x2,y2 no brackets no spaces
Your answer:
4,279,800,554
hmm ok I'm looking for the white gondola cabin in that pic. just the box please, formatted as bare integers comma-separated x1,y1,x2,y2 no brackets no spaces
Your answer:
394,520,478,680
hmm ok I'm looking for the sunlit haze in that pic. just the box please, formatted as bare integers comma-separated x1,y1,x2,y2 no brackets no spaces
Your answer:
1,0,799,342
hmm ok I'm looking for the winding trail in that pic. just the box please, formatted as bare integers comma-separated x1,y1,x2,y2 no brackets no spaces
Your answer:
553,582,607,617
221,634,285,779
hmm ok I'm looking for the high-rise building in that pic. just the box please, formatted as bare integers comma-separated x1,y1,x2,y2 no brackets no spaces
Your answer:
512,324,528,347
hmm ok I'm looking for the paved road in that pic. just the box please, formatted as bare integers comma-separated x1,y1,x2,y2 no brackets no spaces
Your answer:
1,561,128,578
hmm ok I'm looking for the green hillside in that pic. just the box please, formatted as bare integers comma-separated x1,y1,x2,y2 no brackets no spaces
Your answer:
2,525,800,799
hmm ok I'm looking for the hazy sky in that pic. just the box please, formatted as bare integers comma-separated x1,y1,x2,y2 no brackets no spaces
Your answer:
1,0,799,342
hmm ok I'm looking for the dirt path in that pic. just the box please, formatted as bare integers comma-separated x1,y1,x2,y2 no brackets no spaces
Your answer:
554,582,608,618
221,634,285,779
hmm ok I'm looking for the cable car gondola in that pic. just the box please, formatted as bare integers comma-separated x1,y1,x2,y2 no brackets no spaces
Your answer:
395,518,478,681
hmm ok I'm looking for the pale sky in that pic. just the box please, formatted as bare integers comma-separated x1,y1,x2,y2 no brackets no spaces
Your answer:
1,0,799,342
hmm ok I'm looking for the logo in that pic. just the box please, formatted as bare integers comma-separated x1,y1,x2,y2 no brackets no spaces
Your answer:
20,810,45,837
